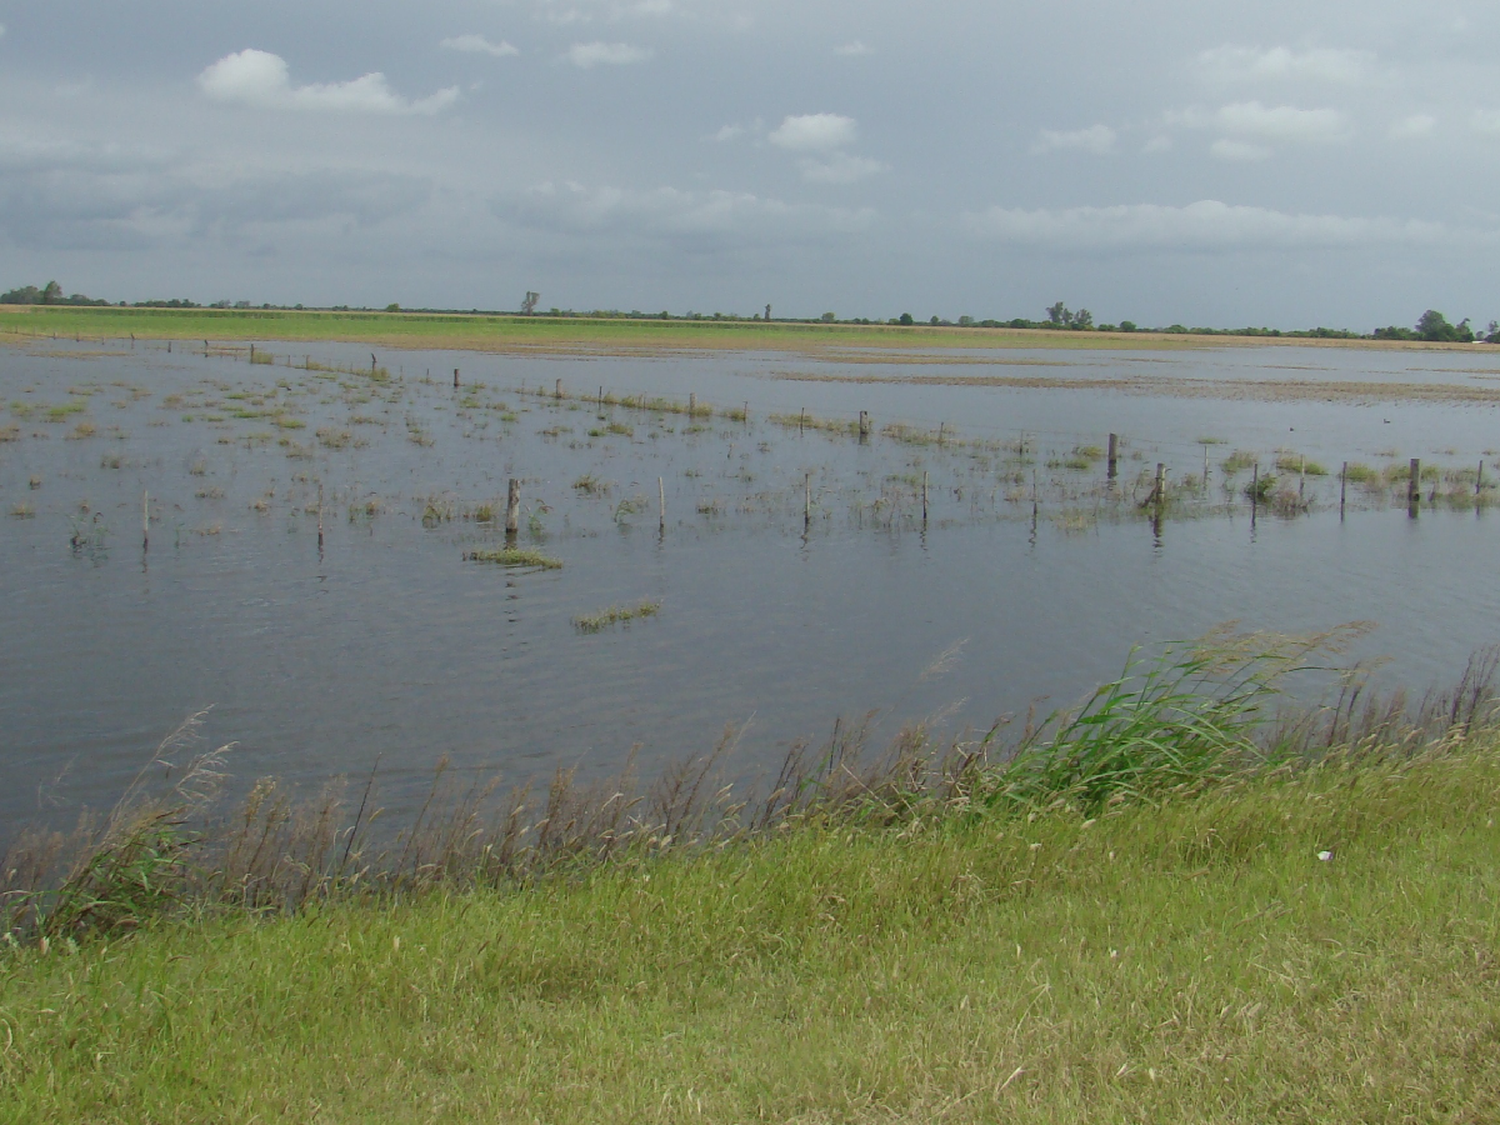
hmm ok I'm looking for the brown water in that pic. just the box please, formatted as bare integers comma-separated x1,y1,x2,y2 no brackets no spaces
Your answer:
4,337,1499,832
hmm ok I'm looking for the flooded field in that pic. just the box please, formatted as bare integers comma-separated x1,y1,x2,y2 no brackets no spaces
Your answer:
4,335,1500,832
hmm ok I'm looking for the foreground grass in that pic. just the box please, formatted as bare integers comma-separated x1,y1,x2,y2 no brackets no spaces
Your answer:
3,743,1498,1123
0,305,1458,357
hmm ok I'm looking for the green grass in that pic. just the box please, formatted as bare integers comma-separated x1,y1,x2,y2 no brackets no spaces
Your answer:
5,636,1500,1121
462,545,562,569
3,743,1500,1122
0,305,1243,356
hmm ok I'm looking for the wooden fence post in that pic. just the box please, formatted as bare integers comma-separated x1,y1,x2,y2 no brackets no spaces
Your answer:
1107,433,1118,480
505,478,521,535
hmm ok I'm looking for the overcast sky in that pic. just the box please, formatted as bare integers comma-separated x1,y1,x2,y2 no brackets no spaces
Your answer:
1,0,1497,327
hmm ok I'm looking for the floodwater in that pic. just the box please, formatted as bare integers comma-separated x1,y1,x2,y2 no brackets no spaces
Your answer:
4,335,1500,832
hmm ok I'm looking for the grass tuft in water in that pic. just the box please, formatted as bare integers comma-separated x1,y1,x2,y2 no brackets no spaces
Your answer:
1274,452,1327,475
463,546,562,569
572,599,662,633
1221,449,1256,475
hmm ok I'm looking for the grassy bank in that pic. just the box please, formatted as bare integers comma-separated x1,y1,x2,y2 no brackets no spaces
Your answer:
2,304,1487,357
2,742,1498,1122
3,635,1500,1120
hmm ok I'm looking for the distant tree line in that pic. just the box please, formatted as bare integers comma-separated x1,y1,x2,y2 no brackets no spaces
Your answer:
0,281,108,306
1372,310,1497,344
886,304,1499,343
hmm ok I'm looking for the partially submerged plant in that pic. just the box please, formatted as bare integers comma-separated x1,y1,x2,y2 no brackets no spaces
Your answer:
463,546,563,569
572,599,662,633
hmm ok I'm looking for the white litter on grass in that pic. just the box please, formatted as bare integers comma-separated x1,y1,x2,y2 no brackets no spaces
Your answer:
1317,850,1333,862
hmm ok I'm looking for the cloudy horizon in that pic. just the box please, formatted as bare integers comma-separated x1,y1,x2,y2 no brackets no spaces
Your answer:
1,0,1497,329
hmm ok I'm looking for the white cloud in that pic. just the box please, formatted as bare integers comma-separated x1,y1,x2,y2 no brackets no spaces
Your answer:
499,180,875,242
799,153,886,184
768,113,857,152
1034,124,1116,155
1472,111,1500,136
963,199,1450,251
440,34,519,58
1197,45,1374,85
834,40,872,57
1210,139,1271,161
0,132,432,251
198,49,458,114
1167,101,1348,155
618,0,672,16
1389,114,1436,140
1215,101,1346,142
567,41,651,68
711,124,745,142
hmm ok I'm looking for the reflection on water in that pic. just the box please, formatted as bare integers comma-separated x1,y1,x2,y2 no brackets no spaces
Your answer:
3,337,1498,830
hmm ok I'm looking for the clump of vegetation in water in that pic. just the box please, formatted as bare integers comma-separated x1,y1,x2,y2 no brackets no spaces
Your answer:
1244,471,1276,502
1221,449,1256,474
572,599,661,633
462,546,562,569
1275,452,1327,476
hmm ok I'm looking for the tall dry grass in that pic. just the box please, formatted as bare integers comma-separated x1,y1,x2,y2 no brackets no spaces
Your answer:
5,628,1496,946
